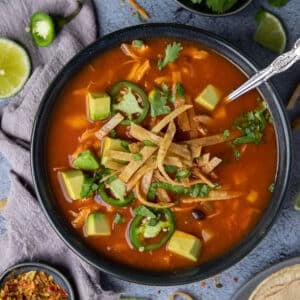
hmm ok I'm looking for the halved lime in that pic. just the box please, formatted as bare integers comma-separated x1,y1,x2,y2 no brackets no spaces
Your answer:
254,11,287,54
0,38,31,99
295,192,300,212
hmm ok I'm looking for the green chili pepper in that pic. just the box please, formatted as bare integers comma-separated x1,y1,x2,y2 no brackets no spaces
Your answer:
30,12,56,47
98,183,135,207
129,208,175,251
110,81,149,125
147,182,189,200
29,1,82,47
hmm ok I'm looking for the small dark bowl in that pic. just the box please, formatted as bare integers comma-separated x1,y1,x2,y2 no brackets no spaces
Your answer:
175,0,253,17
32,23,292,285
0,262,75,299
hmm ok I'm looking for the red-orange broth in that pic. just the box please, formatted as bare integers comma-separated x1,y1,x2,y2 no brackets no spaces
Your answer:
47,39,277,271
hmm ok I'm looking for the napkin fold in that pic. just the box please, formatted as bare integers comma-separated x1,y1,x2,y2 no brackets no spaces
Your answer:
0,0,118,299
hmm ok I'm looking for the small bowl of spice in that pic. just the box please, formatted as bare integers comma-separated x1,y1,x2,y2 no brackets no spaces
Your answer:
175,0,254,16
0,262,74,299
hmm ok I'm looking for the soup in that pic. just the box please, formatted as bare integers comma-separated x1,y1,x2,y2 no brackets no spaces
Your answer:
47,38,277,271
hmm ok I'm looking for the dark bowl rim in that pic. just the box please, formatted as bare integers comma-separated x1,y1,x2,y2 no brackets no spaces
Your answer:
0,262,75,299
174,0,254,17
31,23,292,286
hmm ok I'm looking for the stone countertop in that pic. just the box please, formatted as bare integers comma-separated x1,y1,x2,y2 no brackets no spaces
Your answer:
0,0,299,299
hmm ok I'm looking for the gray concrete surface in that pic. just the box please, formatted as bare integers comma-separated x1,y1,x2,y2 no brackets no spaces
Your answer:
0,0,299,299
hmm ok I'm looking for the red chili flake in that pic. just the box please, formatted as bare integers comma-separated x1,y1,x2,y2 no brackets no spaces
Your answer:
200,281,206,287
233,277,238,283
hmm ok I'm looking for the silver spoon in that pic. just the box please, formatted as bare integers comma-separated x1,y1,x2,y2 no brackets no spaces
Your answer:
225,38,300,103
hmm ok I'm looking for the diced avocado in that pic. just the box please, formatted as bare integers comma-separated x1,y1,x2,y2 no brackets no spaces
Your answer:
167,230,202,262
101,137,124,165
85,212,111,236
107,178,126,200
72,150,100,171
88,92,111,121
195,84,221,111
60,170,84,200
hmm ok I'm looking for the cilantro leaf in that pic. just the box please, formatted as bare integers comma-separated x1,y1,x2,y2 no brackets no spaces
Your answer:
149,88,171,117
133,205,156,219
80,177,96,198
268,0,289,7
113,88,143,119
132,153,142,161
268,183,275,193
157,42,183,70
223,129,230,140
113,213,125,224
206,0,239,13
132,39,144,48
143,140,157,147
232,102,271,145
176,168,191,181
176,83,185,99
164,165,178,174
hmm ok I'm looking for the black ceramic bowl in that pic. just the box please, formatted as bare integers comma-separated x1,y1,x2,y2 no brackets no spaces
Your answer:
175,0,253,17
0,262,75,299
31,24,292,285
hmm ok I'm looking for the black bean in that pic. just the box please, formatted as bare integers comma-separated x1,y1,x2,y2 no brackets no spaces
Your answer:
191,209,206,220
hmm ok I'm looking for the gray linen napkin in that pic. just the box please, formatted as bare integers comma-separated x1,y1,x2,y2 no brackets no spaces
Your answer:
0,1,118,299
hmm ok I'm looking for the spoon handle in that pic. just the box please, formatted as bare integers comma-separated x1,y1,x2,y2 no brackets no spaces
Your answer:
226,38,300,102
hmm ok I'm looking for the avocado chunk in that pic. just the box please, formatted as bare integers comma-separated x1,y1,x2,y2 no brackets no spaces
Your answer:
167,230,202,262
85,212,111,236
107,178,126,200
60,170,84,200
88,92,111,121
101,137,125,166
72,150,100,171
195,84,221,111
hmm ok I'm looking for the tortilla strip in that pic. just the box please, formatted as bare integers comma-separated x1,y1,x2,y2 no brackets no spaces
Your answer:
129,123,191,159
191,168,214,187
184,131,240,146
119,146,158,182
164,156,183,168
141,169,154,195
121,43,140,60
190,145,202,159
151,105,193,133
135,180,174,209
128,0,149,19
156,188,171,203
181,190,243,203
157,121,178,185
201,157,222,174
126,161,157,191
105,150,133,162
136,60,150,81
95,113,124,140
104,160,125,171
175,99,191,132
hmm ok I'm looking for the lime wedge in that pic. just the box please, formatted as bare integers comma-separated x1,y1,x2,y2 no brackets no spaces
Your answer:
0,38,31,99
295,192,300,212
254,11,287,54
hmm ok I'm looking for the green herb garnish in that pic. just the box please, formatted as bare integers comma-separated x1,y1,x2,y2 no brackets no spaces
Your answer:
223,129,230,140
176,168,191,181
158,42,183,70
109,129,118,138
268,0,289,7
149,88,171,117
143,140,157,147
233,102,271,145
268,183,275,193
114,213,125,224
132,39,144,48
164,165,179,174
121,140,130,151
206,0,239,13
133,205,156,219
132,153,143,161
